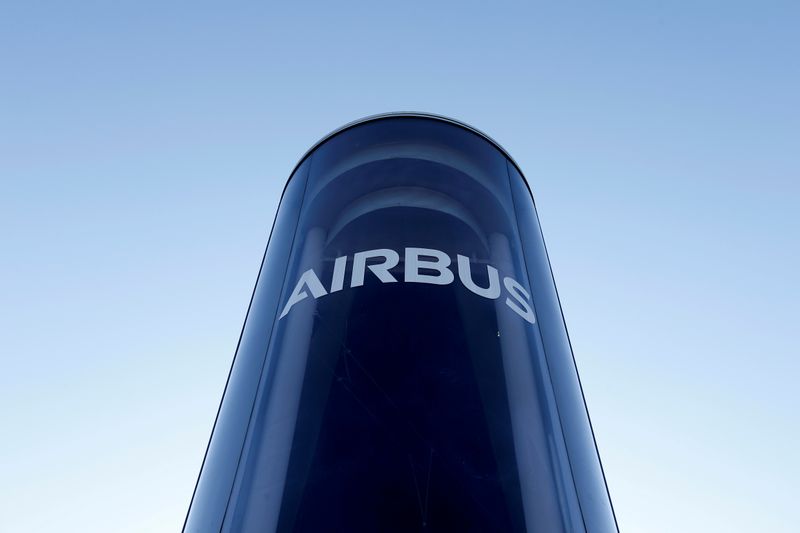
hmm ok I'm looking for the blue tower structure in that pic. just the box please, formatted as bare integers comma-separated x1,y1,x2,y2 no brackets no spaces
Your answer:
183,113,617,532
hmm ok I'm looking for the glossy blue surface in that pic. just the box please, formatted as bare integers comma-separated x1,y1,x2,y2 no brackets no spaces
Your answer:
184,115,617,532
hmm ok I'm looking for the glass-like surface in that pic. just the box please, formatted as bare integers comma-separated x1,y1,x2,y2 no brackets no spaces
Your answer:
183,160,310,533
184,116,616,533
508,164,618,532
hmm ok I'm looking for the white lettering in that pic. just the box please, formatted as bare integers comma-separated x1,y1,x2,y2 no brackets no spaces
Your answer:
330,255,347,293
279,268,328,319
351,249,399,287
503,276,536,324
278,247,538,325
457,254,500,299
405,247,454,285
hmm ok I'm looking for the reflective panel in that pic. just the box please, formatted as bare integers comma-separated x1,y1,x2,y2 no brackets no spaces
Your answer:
508,164,618,532
184,115,617,533
183,159,310,533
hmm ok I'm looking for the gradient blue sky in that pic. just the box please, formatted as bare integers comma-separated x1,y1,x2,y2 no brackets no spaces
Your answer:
1,1,798,531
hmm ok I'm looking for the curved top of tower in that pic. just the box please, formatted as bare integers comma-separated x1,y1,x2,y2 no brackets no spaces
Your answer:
288,112,529,188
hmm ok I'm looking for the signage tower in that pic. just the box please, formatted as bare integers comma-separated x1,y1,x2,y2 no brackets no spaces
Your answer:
183,113,617,532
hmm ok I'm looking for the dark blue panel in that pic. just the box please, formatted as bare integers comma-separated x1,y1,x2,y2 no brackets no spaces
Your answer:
184,114,616,533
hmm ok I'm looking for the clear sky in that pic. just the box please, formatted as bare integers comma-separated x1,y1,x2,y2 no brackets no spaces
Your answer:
1,1,798,531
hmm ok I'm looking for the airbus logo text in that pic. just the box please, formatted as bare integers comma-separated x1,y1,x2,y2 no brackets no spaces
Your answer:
279,247,536,324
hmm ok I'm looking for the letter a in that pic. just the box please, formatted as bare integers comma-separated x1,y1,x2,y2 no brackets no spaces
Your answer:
279,269,328,319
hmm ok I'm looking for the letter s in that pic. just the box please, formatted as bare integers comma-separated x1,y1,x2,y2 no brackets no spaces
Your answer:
503,276,536,324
